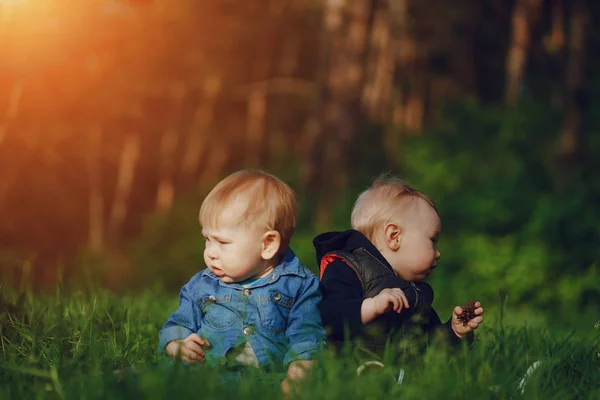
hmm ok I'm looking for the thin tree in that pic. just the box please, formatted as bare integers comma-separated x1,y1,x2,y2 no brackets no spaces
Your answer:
87,126,105,252
156,82,186,212
0,83,22,149
362,0,393,123
108,132,141,247
180,76,222,180
302,0,373,227
558,0,588,165
505,0,543,106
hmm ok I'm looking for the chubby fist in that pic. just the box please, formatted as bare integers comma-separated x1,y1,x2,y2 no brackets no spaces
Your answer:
451,301,484,339
165,333,211,362
373,288,410,314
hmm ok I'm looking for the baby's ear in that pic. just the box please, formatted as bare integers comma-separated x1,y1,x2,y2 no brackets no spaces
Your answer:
383,223,402,251
261,230,281,260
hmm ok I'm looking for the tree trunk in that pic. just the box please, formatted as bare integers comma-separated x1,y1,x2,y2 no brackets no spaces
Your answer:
108,132,140,247
271,3,302,168
545,0,565,54
87,126,105,252
0,83,23,209
505,0,542,106
0,128,36,210
558,0,588,165
156,83,185,212
244,1,288,168
180,76,221,179
278,32,301,77
386,0,417,155
310,0,372,228
246,87,268,167
390,0,424,132
198,140,230,185
403,75,426,132
156,127,179,212
0,83,23,149
546,0,566,109
362,0,393,122
300,0,343,197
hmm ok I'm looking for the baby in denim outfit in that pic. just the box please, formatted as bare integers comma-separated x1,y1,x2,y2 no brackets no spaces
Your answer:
159,170,325,391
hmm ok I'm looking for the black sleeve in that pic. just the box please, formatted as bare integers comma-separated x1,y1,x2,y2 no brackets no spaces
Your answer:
408,281,434,315
424,309,474,347
319,260,364,339
371,280,434,329
319,261,437,338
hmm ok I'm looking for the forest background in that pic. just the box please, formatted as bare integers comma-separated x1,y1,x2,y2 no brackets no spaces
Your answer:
1,0,599,333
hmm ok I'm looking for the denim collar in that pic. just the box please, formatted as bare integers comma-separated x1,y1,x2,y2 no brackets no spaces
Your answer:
202,248,307,289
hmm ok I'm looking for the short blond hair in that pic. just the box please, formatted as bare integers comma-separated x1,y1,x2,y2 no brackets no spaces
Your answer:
199,170,296,253
351,175,437,244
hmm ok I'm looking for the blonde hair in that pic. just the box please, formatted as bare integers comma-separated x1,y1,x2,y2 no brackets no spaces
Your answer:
199,170,296,253
351,175,437,244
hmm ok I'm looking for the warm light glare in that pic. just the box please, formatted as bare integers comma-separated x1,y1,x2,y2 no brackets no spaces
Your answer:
0,0,89,71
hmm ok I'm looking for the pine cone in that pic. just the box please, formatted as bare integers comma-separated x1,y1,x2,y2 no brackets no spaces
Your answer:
458,300,477,326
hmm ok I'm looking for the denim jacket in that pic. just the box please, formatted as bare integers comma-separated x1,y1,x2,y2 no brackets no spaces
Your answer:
159,249,326,369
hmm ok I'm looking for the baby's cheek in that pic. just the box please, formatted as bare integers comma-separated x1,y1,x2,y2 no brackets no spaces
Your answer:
415,253,433,267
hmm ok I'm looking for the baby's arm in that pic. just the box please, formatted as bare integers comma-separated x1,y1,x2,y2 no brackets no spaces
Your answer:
422,301,483,346
158,273,211,360
321,262,433,331
361,288,410,324
450,301,484,339
319,260,366,337
360,281,434,324
282,275,326,391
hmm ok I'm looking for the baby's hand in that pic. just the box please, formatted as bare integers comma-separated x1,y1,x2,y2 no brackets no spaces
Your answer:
451,301,484,338
165,333,211,362
373,288,410,315
361,288,410,324
372,288,410,315
281,360,313,396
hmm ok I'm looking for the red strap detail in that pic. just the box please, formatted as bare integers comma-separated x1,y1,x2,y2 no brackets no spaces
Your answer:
319,253,352,280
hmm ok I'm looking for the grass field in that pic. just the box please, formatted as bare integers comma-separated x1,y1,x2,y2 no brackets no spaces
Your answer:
1,286,598,400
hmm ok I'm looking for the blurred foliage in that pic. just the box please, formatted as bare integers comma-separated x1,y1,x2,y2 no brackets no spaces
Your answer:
102,98,600,329
0,0,599,332
399,98,600,316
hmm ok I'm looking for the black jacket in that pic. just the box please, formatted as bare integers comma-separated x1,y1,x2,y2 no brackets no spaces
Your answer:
315,229,468,354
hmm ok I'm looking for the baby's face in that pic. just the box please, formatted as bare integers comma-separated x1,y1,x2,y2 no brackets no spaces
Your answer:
201,205,270,283
388,198,441,282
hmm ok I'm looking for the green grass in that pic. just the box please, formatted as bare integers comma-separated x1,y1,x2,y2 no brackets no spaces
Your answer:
0,286,598,400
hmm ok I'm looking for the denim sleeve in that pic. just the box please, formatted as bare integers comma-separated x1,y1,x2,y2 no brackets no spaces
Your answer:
158,273,203,353
284,274,326,366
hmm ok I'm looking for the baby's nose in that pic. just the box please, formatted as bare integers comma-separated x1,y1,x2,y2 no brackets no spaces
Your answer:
206,244,218,259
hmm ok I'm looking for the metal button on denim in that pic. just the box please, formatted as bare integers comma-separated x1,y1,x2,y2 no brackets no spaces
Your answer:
273,293,281,301
243,326,252,335
243,289,251,296
209,295,216,302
